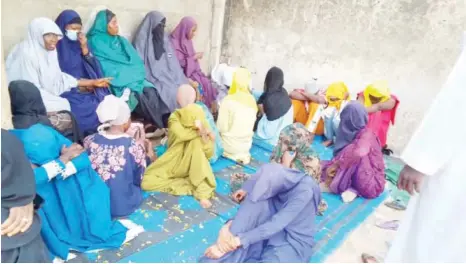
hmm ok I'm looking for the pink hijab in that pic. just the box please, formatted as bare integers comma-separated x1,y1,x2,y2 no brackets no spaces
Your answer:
169,17,199,76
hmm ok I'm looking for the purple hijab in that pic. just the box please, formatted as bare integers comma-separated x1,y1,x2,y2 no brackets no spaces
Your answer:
169,17,217,107
333,101,368,155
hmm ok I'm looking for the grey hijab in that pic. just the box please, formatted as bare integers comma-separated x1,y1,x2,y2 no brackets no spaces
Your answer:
133,11,189,112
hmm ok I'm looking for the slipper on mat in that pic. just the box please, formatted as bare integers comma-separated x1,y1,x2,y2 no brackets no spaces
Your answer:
361,253,380,263
375,220,400,231
384,200,407,211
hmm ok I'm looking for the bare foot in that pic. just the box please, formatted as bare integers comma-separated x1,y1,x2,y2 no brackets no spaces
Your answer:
361,253,379,263
200,199,212,209
204,244,225,259
323,140,333,147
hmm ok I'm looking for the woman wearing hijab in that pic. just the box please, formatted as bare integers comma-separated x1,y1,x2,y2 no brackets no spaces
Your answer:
142,85,216,209
5,17,110,137
217,68,258,164
133,11,189,115
321,102,385,203
200,124,323,263
9,119,142,260
1,130,49,263
289,82,328,135
87,10,168,129
84,95,156,218
170,16,217,109
55,9,110,136
357,80,399,155
321,82,350,147
9,80,82,143
254,67,293,146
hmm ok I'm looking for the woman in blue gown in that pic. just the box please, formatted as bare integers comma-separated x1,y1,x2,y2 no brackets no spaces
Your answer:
8,81,137,260
55,9,110,136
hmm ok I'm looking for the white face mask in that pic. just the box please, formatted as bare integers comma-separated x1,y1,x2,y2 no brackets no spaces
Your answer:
65,30,79,41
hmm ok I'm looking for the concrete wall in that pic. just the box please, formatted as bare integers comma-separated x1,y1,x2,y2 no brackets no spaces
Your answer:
221,0,466,152
1,0,219,71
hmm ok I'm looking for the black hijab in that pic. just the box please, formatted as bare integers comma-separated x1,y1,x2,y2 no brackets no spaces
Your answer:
106,9,115,23
260,67,292,121
9,80,53,129
1,130,42,250
152,18,166,60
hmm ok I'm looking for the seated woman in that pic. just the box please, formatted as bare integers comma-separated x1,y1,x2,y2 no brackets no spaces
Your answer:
133,11,189,115
6,17,110,141
289,82,328,135
141,85,216,209
200,124,323,263
9,80,82,143
321,81,350,147
217,68,258,164
170,16,217,110
254,66,293,146
83,95,156,218
87,10,168,129
55,9,110,136
357,80,399,155
321,101,386,203
9,114,142,259
210,63,237,103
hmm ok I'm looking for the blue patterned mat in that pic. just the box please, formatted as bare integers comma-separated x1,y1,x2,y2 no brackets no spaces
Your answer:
70,136,386,263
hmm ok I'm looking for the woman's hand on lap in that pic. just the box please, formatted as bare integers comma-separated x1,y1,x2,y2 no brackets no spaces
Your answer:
93,77,112,88
1,202,34,236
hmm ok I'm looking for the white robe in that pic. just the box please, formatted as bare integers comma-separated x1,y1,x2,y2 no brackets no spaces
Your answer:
385,48,466,262
6,17,77,112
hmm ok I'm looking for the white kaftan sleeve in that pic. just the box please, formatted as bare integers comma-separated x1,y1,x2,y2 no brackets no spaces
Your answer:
42,160,64,180
62,162,78,179
401,50,466,176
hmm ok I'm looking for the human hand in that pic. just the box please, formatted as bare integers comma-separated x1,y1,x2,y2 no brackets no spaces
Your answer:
1,202,34,237
397,165,424,195
281,150,296,168
78,32,87,47
232,189,247,203
326,162,339,177
216,222,239,253
93,78,112,88
195,52,204,60
60,144,84,163
204,244,226,259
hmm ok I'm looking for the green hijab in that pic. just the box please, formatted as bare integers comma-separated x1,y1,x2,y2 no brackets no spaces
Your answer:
87,10,154,110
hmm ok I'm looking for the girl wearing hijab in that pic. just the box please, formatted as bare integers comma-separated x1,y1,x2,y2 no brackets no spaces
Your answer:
83,95,156,218
170,16,218,109
87,10,168,129
321,101,385,203
142,85,216,209
55,9,110,136
9,121,142,260
254,67,293,146
321,82,350,147
200,124,323,263
133,11,189,115
9,80,82,143
217,68,258,164
6,17,110,137
1,130,49,263
357,80,399,155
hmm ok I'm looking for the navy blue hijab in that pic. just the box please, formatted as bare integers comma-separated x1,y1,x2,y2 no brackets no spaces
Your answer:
56,10,109,135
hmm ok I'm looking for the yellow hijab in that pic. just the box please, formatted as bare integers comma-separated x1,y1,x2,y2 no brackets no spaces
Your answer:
227,68,257,110
363,80,391,107
326,81,350,110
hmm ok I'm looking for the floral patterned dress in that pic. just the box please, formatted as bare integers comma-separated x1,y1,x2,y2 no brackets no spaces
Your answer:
84,133,147,218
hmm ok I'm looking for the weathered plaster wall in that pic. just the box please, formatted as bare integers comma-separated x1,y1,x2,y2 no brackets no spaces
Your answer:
222,0,466,152
1,0,217,71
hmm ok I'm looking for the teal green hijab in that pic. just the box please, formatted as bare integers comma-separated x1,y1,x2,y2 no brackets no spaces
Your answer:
87,10,153,110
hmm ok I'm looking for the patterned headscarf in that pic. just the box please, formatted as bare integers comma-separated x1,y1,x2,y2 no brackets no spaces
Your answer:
270,123,321,182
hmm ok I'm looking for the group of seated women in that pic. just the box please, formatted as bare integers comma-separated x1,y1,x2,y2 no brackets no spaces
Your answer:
3,6,398,263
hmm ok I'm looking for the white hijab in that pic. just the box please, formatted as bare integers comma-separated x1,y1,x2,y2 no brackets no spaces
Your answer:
6,17,77,112
96,95,131,132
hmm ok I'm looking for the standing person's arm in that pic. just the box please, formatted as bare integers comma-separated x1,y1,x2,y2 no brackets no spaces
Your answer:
398,50,466,194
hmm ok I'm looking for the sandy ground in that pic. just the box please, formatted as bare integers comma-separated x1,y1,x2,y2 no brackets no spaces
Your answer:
325,199,405,263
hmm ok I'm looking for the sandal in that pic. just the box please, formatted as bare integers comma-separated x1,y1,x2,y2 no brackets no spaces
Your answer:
361,253,379,263
384,200,407,211
375,220,399,231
